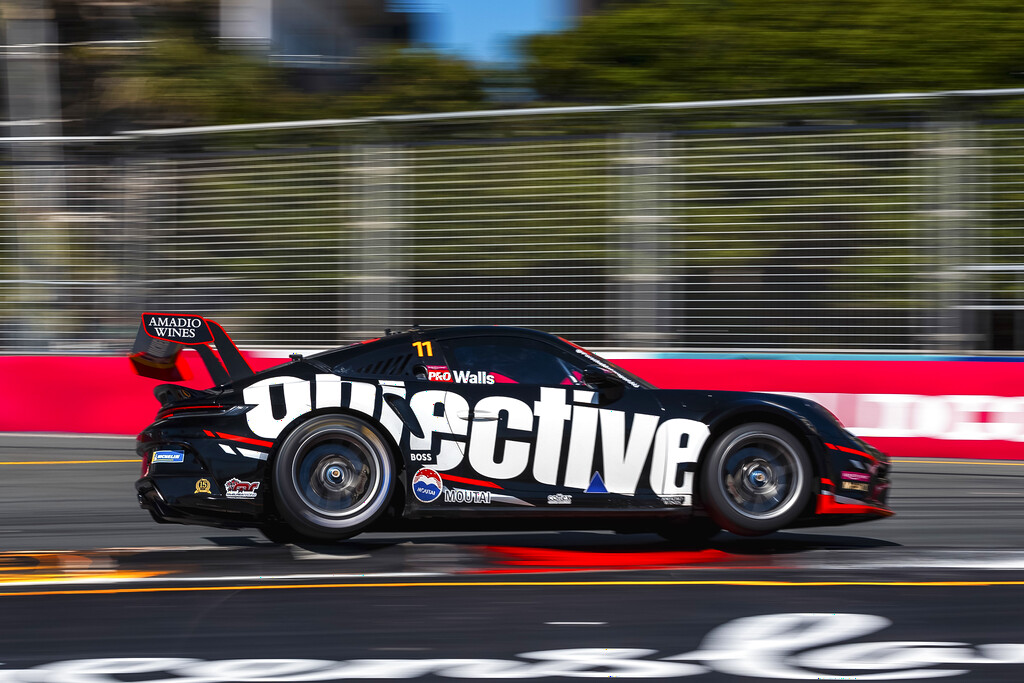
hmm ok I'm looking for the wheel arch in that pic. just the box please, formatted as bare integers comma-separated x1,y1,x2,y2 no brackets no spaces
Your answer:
268,406,404,472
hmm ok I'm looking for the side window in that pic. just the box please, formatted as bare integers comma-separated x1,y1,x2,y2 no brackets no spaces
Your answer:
442,338,586,386
331,345,419,378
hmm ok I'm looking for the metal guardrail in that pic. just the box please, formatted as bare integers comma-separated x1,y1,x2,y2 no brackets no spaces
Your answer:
3,88,1024,353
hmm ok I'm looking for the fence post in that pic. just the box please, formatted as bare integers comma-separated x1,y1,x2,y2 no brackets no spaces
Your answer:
356,144,402,338
121,154,151,326
618,133,665,347
3,0,65,351
930,112,975,352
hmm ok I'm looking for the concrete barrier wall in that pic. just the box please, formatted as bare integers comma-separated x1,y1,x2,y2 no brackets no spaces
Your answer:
4,353,1022,459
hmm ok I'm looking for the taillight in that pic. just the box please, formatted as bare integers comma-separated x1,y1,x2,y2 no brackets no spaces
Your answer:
141,452,152,477
157,404,223,420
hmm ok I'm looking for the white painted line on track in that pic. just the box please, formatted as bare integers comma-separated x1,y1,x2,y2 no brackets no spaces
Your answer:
291,548,371,560
968,491,1024,496
800,550,1024,570
545,621,608,625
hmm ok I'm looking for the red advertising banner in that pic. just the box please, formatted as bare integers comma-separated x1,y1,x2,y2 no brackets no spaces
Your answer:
2,353,1022,460
616,357,1024,460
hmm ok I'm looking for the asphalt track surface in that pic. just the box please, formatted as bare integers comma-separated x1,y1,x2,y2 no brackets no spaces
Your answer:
2,434,1024,681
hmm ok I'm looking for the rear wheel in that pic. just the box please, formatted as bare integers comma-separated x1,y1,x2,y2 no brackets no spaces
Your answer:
699,423,811,536
272,414,395,541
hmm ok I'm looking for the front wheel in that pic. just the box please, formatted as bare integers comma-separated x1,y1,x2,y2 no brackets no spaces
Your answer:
272,414,395,541
699,423,811,536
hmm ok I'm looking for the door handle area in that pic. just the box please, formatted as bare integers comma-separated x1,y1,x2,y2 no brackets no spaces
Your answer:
456,410,498,422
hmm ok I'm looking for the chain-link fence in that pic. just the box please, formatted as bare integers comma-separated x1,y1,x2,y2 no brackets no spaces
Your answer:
4,89,1024,354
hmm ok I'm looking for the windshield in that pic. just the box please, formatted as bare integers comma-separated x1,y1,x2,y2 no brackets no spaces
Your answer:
558,337,655,390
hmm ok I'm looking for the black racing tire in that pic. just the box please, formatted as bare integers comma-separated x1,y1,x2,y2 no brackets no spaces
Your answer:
272,414,395,541
699,422,811,537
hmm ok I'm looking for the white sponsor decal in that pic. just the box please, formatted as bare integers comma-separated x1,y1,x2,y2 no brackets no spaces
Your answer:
243,376,314,439
547,493,572,504
443,488,491,504
151,450,184,463
784,392,1024,442
7,613,1024,680
408,389,468,472
243,379,709,496
428,370,452,382
148,316,203,339
452,369,496,384
224,478,260,499
217,444,268,461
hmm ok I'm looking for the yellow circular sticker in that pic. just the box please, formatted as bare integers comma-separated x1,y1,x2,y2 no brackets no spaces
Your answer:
194,478,211,494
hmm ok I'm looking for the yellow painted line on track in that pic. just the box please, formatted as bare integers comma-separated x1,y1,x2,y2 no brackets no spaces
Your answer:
0,571,165,585
0,460,136,465
5,579,1024,598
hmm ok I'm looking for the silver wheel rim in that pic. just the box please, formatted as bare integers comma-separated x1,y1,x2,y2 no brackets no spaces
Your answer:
717,432,804,521
290,425,389,523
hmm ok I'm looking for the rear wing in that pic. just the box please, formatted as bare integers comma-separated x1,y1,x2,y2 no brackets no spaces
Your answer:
129,312,254,385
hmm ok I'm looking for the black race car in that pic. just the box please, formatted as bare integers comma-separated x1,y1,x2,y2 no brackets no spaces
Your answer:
130,313,892,543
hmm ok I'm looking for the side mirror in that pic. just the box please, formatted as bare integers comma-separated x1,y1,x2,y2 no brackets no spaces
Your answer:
582,364,625,401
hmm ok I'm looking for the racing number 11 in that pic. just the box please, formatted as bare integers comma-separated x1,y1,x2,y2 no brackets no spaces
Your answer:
413,341,433,357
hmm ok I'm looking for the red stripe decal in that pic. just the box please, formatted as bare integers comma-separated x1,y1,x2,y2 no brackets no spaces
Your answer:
214,432,274,449
439,473,503,490
825,442,878,461
815,493,894,517
204,430,216,437
159,405,224,419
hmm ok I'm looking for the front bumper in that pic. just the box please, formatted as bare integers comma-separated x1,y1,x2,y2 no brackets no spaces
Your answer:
803,433,893,525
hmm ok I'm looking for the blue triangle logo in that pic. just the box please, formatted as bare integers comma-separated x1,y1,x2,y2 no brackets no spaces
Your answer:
585,472,608,494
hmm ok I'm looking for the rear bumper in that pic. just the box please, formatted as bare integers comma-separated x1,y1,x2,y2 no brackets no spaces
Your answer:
136,477,257,530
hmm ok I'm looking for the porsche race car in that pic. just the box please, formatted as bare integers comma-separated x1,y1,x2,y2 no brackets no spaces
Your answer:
130,313,892,543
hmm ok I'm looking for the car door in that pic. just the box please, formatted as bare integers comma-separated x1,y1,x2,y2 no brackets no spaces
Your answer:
434,333,667,509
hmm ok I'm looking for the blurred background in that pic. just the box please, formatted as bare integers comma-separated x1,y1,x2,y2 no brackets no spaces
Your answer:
4,0,1024,354
5,7,1024,675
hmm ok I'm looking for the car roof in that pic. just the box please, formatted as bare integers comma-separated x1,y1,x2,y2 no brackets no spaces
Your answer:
311,325,571,358
421,326,566,343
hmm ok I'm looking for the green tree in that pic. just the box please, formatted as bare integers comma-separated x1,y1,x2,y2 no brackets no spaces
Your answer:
89,33,311,128
522,0,1024,103
77,33,489,131
330,47,489,117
